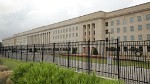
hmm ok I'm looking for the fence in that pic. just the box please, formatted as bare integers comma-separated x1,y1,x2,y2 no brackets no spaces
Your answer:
0,39,150,84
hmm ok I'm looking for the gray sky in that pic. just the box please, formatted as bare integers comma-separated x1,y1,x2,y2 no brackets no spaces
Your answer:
0,0,150,41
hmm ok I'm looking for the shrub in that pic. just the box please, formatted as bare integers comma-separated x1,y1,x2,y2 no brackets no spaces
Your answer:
11,62,121,84
93,48,98,55
72,47,77,54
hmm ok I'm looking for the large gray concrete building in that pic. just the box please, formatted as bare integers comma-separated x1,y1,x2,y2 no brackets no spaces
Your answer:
2,2,150,46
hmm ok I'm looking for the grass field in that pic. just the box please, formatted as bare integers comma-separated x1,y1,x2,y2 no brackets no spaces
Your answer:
0,57,26,70
56,54,150,69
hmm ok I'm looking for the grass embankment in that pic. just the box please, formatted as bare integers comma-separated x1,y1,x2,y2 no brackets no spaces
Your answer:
0,57,26,70
0,57,124,84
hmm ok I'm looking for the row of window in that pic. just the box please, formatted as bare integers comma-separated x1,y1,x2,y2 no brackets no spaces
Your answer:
54,39,78,43
83,23,95,29
110,24,150,34
106,14,150,26
111,34,150,41
84,31,95,36
53,33,78,39
53,26,78,34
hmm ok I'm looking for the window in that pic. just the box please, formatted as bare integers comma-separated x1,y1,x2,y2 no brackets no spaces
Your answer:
85,32,86,36
69,34,71,38
130,35,134,41
66,34,68,38
123,36,127,41
106,47,109,51
130,26,134,31
83,25,86,30
92,23,95,28
147,46,150,52
111,21,114,26
138,35,142,41
69,28,71,32
123,27,127,33
137,16,142,22
111,29,114,34
146,14,150,21
146,24,150,29
138,25,142,31
105,22,108,26
123,18,126,25
94,31,95,35
116,20,120,25
93,38,95,41
72,33,74,37
106,38,108,42
76,33,78,37
63,29,65,33
117,28,120,33
130,17,134,23
147,34,150,40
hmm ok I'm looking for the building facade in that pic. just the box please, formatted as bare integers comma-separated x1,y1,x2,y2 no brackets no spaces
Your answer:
2,2,150,46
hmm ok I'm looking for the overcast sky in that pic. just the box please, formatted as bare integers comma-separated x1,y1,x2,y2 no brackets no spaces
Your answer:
0,0,150,41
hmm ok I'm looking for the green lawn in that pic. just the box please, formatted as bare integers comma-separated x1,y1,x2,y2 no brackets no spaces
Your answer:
56,55,150,69
0,57,26,70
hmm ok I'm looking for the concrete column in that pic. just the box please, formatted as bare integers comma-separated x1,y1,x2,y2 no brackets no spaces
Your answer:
42,33,44,44
49,32,50,43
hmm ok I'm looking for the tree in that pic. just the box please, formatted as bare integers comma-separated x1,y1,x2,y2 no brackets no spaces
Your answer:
72,47,77,54
128,47,138,51
93,48,98,55
109,47,117,51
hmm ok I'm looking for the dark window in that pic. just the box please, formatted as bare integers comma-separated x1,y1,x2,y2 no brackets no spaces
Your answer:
106,47,109,51
118,46,120,51
94,31,95,35
147,46,150,52
105,22,108,26
106,38,108,42
124,47,128,51
92,23,95,28
105,29,108,34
